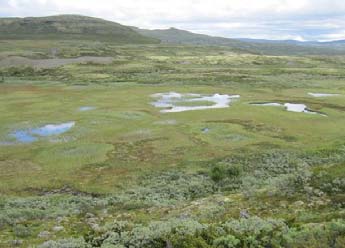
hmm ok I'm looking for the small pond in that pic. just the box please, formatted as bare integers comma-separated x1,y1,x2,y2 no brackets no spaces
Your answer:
79,106,96,111
251,102,325,116
308,93,340,97
151,92,240,113
10,122,75,143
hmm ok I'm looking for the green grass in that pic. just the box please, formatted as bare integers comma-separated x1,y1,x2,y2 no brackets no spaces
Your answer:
1,83,343,194
1,40,345,247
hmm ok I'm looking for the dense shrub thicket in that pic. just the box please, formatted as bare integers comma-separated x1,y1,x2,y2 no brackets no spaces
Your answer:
1,148,345,246
0,172,216,228
39,217,345,248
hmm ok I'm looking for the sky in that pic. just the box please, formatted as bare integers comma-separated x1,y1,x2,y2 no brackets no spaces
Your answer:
1,0,345,41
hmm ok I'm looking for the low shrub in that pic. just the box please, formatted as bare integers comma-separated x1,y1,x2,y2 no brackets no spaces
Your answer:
38,238,90,248
13,224,32,238
210,163,242,183
82,218,345,247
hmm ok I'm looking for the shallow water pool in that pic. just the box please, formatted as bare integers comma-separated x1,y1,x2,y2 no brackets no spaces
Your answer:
79,106,96,111
151,92,240,113
308,93,340,97
9,122,75,143
251,102,325,115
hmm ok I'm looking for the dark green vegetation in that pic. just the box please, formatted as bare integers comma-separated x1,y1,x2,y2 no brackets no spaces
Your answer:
1,19,345,247
0,15,158,44
134,27,246,47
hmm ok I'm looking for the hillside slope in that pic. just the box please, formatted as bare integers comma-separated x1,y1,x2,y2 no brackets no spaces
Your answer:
1,14,344,55
0,15,159,44
135,27,345,55
134,27,246,46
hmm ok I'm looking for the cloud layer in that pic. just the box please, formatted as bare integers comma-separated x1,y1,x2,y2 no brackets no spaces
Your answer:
1,0,345,41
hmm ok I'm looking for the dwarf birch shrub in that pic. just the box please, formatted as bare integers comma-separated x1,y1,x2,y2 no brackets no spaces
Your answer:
39,238,90,248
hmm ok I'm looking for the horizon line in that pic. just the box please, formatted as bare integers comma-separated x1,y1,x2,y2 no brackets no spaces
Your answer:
1,13,344,43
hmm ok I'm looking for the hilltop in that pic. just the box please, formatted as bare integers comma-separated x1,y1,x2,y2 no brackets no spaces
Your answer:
0,15,159,44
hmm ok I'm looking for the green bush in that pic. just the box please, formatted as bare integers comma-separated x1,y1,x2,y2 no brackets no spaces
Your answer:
13,224,32,238
87,218,208,248
40,217,345,248
221,217,288,248
5,66,36,76
213,235,240,248
283,220,345,248
169,235,211,248
210,165,227,182
38,238,90,248
210,163,242,183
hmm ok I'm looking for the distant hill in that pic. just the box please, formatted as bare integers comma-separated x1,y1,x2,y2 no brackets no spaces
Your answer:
1,15,345,55
238,38,307,44
238,38,345,46
320,40,345,46
133,27,246,47
0,15,159,44
135,27,345,55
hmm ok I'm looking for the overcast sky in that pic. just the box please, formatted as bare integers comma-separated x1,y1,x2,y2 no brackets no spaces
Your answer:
1,0,345,41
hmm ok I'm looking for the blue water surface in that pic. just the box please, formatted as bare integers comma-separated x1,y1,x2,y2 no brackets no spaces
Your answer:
79,106,96,111
10,122,75,143
11,130,38,143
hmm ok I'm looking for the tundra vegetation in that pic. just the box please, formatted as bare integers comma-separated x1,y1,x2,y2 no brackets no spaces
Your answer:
1,36,345,247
